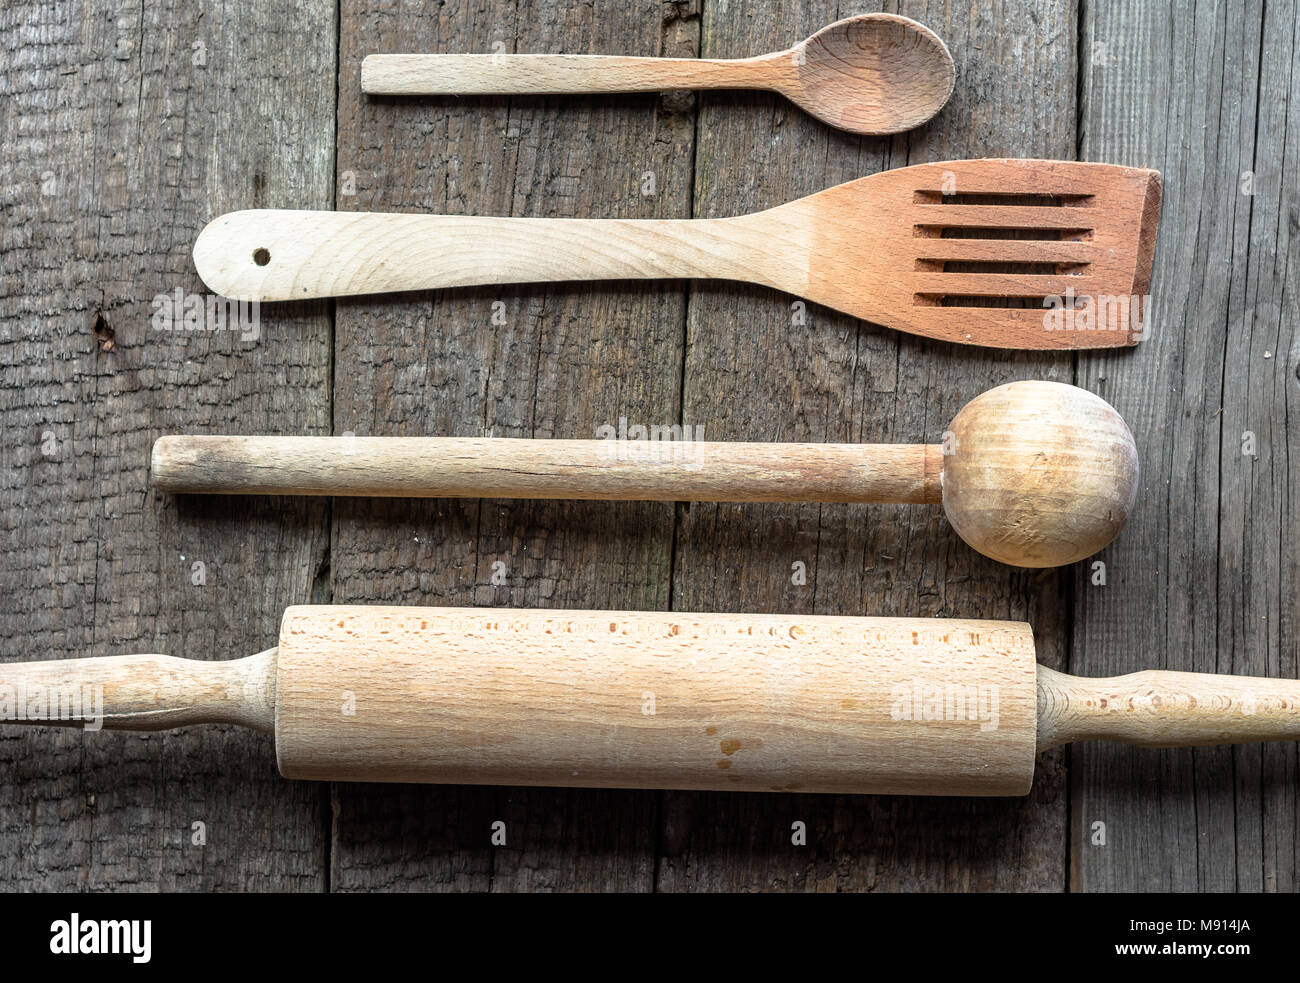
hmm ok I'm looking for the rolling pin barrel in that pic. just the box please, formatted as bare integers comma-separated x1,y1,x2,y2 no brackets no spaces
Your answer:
272,606,1040,796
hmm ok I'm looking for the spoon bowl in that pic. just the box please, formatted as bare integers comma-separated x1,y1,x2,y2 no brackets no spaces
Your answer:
782,14,955,134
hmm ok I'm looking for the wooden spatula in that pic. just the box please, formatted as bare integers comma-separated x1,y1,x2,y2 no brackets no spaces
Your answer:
3,605,1295,796
362,13,956,136
193,159,1161,349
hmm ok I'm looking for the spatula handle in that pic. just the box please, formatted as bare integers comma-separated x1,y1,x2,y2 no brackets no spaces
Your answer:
193,209,765,302
361,53,783,95
151,435,943,505
1036,666,1300,750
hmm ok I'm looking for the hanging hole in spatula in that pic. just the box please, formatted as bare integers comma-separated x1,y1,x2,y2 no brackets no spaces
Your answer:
252,247,271,266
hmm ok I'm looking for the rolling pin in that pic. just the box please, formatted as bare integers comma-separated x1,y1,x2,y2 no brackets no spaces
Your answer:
2,605,1296,797
151,380,1138,568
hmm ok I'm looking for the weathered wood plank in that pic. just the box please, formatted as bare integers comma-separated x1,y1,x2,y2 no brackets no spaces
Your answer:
657,0,1078,892
1074,0,1299,891
0,0,335,888
328,0,697,891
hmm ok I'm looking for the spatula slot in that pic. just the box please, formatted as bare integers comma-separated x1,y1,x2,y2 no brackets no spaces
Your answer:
913,293,1086,309
913,191,1094,206
914,226,1094,241
914,259,1089,275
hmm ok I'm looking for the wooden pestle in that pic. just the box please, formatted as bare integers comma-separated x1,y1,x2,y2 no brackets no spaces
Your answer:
152,381,1140,568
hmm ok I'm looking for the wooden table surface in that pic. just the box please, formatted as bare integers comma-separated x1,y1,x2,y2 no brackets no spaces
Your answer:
1,0,1295,892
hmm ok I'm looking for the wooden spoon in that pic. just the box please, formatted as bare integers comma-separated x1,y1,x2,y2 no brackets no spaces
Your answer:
152,381,1139,568
194,159,1162,350
361,13,955,136
4,605,1297,796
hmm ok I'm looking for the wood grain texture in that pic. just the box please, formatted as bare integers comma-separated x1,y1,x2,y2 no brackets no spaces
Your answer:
659,0,1080,893
328,0,697,893
360,13,956,136
0,0,334,890
1073,0,1300,892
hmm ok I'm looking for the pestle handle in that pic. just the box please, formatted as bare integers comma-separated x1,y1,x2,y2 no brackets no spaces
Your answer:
151,436,944,505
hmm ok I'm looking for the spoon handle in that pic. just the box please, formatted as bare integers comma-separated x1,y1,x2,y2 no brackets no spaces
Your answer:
361,53,783,96
151,435,943,505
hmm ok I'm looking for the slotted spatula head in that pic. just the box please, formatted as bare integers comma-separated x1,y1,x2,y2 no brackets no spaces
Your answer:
747,159,1161,349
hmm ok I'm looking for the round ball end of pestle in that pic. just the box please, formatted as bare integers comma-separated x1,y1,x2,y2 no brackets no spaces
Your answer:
940,381,1139,568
